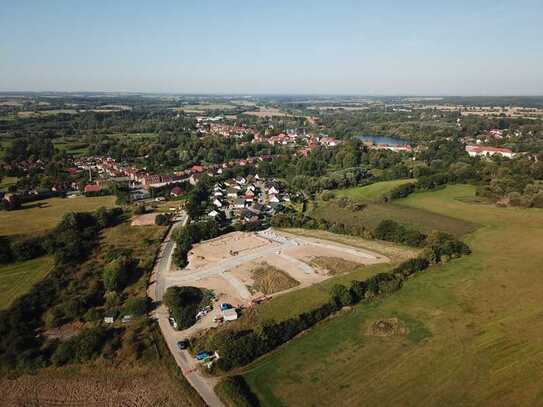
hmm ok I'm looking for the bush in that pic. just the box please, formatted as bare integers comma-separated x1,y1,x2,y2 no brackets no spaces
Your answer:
133,205,147,215
388,182,416,200
102,256,136,292
320,191,335,201
424,231,471,263
155,213,169,226
10,237,47,261
51,327,108,366
122,297,149,316
0,236,13,263
215,375,260,407
172,220,221,267
374,219,426,247
47,212,101,264
95,207,123,229
163,286,204,329
331,284,355,307
393,257,430,278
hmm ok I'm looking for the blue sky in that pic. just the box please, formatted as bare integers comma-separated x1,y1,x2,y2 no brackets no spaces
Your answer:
1,0,542,95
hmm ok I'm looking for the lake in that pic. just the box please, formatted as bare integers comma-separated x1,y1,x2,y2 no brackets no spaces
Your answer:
357,135,408,146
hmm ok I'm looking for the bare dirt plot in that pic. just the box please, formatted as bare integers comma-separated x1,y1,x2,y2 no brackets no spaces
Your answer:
190,274,245,307
260,254,326,286
131,213,158,226
282,243,384,265
281,228,419,262
228,262,256,287
186,232,271,270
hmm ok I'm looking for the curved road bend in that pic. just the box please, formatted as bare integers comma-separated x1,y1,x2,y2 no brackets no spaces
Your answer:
148,214,225,407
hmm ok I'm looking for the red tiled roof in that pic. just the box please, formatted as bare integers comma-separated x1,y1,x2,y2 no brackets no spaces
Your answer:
466,145,512,154
84,184,101,193
171,186,184,196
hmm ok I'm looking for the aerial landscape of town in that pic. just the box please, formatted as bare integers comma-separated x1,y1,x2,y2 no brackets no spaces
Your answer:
1,1,543,407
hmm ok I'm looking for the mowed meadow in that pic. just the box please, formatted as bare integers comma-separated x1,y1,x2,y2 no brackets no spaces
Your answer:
0,256,54,310
242,185,543,406
0,195,116,236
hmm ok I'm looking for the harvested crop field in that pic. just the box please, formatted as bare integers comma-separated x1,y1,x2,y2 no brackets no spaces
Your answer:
1,365,204,407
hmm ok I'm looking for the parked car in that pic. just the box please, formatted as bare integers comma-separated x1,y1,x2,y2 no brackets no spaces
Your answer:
176,340,189,351
220,303,232,311
195,351,209,361
169,316,178,330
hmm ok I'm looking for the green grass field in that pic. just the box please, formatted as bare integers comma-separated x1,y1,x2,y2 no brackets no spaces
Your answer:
242,185,543,406
0,196,117,236
0,256,54,310
335,178,415,202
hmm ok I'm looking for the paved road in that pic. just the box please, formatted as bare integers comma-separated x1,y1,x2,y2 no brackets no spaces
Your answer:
148,214,224,407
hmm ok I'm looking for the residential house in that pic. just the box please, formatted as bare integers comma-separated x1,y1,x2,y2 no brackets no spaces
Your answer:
249,203,264,215
268,194,280,203
268,186,279,195
234,198,246,209
170,186,184,197
227,188,238,199
466,145,514,159
84,184,102,194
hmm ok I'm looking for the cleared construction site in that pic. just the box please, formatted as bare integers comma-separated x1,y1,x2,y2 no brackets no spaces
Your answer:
163,228,389,309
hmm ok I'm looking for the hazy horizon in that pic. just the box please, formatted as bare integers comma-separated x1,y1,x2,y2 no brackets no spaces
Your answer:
2,0,542,95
